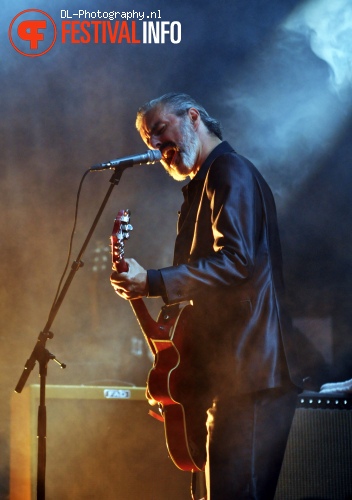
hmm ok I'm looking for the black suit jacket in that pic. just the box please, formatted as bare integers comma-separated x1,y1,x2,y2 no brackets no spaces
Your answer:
154,141,301,395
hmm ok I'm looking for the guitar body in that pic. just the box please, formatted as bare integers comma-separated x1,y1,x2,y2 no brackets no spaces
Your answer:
127,299,207,471
147,304,207,472
111,210,207,472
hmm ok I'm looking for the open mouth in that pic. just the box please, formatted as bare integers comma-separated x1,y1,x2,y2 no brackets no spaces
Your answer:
161,144,179,166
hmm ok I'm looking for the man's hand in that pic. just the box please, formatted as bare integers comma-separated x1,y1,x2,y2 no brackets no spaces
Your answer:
110,258,148,300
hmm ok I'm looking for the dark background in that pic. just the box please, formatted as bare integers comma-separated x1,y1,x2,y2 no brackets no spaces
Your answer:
1,0,351,497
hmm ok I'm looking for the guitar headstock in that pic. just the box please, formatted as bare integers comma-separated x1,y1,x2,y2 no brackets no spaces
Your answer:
111,209,133,272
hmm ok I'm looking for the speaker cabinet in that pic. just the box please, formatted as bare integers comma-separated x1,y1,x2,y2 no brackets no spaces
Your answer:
275,392,352,499
10,385,191,500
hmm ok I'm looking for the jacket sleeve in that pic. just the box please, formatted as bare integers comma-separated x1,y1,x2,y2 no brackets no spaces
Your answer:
159,153,263,305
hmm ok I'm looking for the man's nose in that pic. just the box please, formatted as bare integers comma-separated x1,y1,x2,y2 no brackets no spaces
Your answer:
149,136,162,149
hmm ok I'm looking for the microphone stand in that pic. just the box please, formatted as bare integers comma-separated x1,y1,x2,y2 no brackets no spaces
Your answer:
14,166,130,500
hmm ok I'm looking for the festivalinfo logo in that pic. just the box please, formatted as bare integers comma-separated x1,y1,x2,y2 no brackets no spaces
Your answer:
9,8,182,56
9,10,57,57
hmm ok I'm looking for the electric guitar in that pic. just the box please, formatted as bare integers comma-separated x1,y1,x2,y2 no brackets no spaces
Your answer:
111,209,207,472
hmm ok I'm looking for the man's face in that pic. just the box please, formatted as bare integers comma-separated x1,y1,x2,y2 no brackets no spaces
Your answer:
139,105,200,181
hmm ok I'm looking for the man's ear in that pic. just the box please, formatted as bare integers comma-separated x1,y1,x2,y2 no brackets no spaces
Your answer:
188,107,200,129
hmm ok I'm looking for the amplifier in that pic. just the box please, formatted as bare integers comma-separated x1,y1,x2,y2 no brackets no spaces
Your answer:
10,385,191,500
275,391,352,499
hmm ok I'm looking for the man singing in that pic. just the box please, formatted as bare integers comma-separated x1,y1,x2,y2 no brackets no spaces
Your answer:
110,93,301,499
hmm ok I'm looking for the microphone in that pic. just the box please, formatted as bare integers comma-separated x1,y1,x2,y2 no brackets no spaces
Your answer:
90,149,162,171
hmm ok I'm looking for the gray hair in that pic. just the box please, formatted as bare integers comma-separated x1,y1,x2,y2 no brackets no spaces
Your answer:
136,92,223,140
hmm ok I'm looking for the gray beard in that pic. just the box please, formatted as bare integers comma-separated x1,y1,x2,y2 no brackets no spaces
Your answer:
164,118,199,181
178,118,199,169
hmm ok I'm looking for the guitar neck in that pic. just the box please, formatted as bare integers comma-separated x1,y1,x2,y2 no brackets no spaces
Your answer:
112,224,167,356
128,299,164,355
